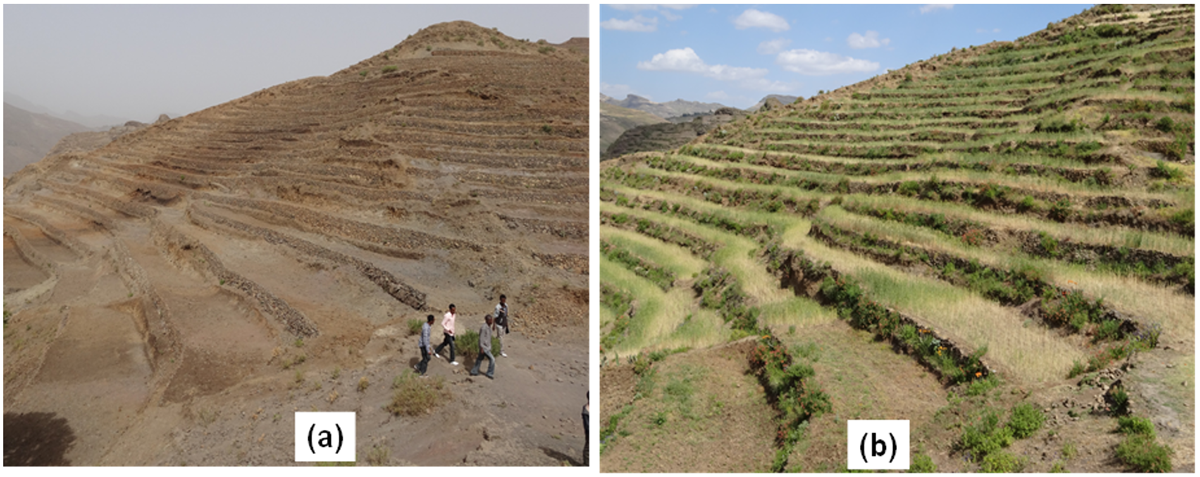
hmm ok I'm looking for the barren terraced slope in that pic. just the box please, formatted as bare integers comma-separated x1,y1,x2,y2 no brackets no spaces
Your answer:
601,5,1193,473
4,21,588,466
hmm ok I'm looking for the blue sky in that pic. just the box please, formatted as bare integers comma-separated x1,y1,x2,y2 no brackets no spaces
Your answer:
601,4,1093,108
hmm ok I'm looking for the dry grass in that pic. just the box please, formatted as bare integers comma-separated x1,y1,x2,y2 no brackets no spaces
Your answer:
366,444,390,466
601,225,708,278
386,371,448,416
841,194,1194,257
817,206,1194,343
600,255,725,357
663,154,1183,203
783,227,1084,384
601,202,791,305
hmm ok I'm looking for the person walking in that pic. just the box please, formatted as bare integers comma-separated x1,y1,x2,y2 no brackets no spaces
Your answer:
493,294,510,357
414,314,435,376
434,304,458,366
582,391,590,466
469,314,496,379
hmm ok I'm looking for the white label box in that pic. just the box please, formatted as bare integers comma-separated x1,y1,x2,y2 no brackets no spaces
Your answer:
295,412,356,462
847,420,909,470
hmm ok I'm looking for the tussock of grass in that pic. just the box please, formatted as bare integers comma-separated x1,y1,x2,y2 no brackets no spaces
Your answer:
386,371,448,416
455,329,501,364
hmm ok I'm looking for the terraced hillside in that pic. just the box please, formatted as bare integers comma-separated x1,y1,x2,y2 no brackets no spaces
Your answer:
3,21,589,465
600,5,1193,473
603,107,748,160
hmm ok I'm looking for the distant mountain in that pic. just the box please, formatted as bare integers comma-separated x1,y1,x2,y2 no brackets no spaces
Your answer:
3,103,91,176
4,92,130,129
600,102,668,154
604,107,748,160
601,94,727,120
750,94,800,112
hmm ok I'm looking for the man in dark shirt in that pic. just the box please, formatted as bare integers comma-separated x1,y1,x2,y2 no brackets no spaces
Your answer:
582,391,590,466
414,314,435,376
469,314,496,379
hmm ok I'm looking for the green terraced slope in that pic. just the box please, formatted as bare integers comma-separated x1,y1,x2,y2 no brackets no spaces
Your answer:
600,5,1194,473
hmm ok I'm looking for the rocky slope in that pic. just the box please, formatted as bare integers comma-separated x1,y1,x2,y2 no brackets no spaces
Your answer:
3,20,588,466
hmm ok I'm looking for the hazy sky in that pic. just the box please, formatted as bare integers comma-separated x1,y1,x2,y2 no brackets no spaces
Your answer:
602,4,1091,108
5,4,588,122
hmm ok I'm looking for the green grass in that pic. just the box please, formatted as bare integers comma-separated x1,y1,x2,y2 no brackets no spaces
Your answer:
454,328,502,364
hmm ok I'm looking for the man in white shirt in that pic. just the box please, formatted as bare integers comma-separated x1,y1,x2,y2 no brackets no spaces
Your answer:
494,295,510,357
434,304,458,366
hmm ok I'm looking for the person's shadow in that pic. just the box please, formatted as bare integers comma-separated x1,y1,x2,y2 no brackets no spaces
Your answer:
540,446,583,466
4,412,76,466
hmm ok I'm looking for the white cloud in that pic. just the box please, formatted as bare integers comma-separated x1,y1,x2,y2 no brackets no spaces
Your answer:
824,37,833,42
740,78,801,93
776,49,880,75
847,31,890,49
706,90,731,100
610,4,696,12
975,27,1002,33
994,28,1001,33
733,9,789,32
757,38,792,55
601,82,637,99
638,47,766,81
637,47,797,92
920,4,954,14
601,15,658,32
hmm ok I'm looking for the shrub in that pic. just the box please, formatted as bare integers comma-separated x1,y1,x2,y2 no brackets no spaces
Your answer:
1155,116,1176,133
1038,232,1060,258
1117,416,1155,436
1169,208,1193,231
980,451,1025,473
1048,199,1072,222
1035,117,1081,133
966,374,1001,396
1068,359,1087,378
357,377,369,392
1017,195,1036,212
408,318,424,336
909,452,937,473
1007,403,1044,438
1116,434,1173,472
961,410,1014,460
1165,132,1190,161
1062,442,1077,459
386,371,448,416
1094,319,1123,343
381,65,398,73
1150,160,1183,180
